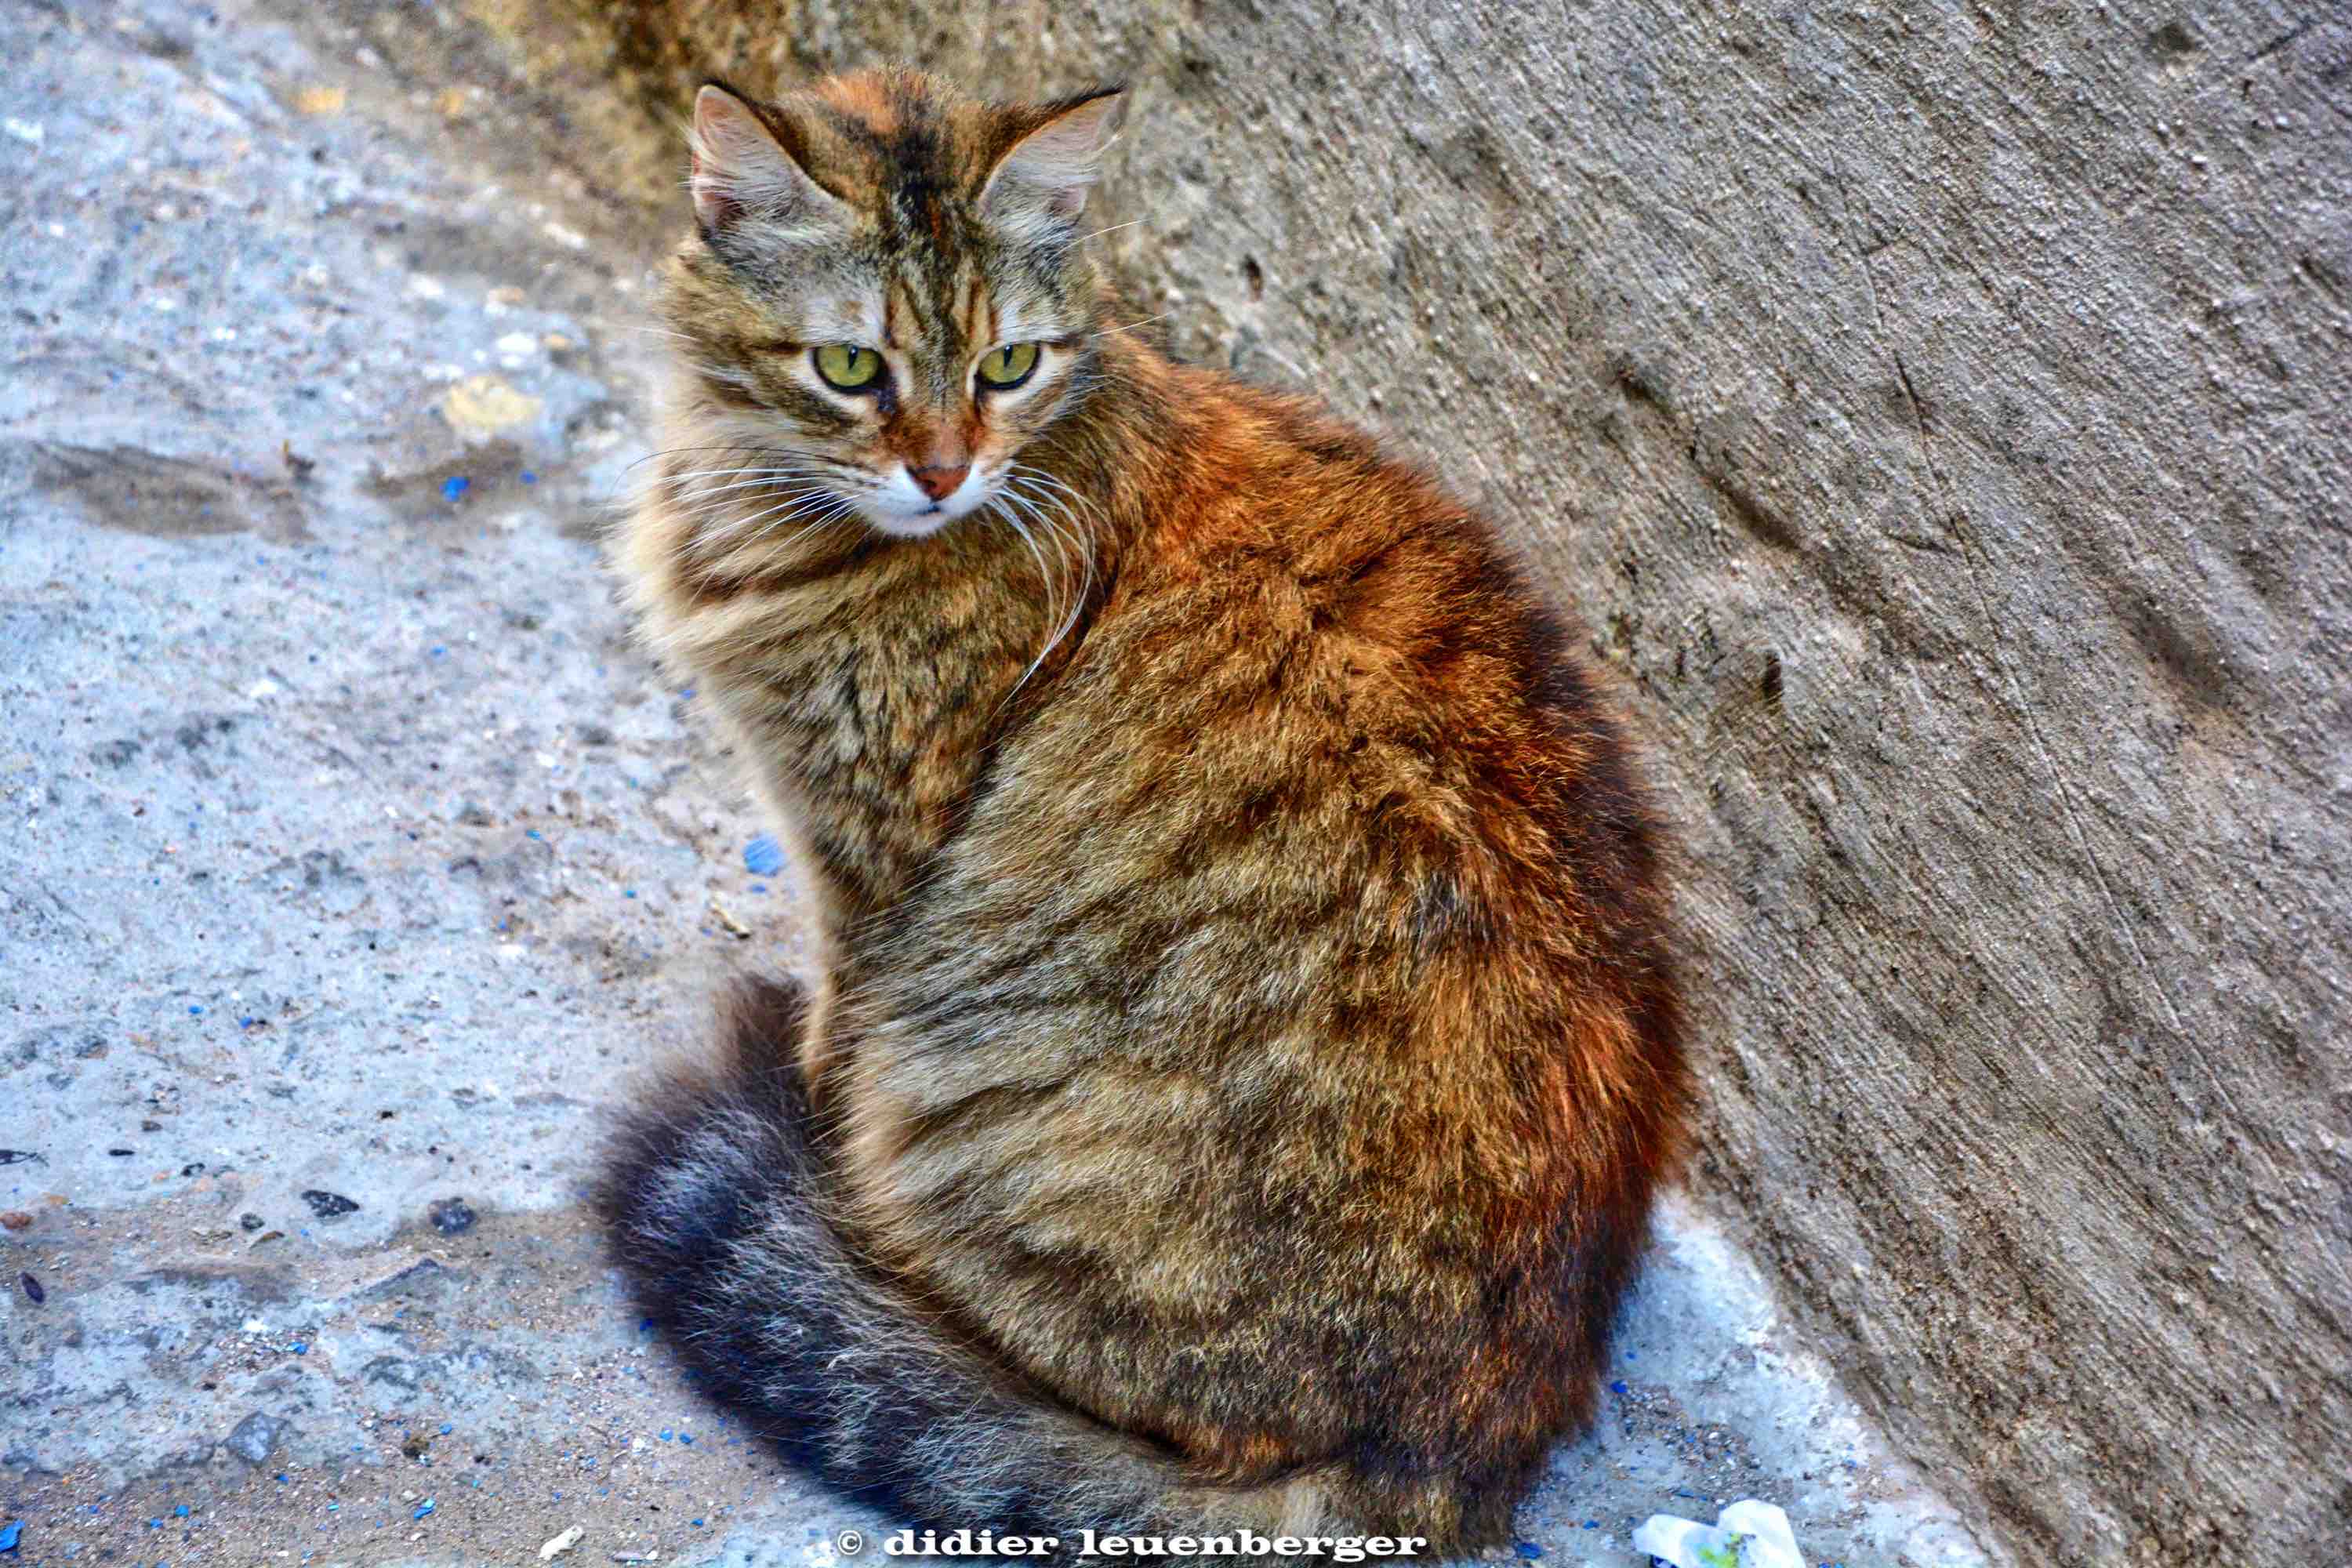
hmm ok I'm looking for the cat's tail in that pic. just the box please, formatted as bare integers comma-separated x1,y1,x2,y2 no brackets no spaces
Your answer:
593,978,1366,1554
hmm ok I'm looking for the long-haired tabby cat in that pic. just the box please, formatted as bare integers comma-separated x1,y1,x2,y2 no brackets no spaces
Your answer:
598,67,1683,1561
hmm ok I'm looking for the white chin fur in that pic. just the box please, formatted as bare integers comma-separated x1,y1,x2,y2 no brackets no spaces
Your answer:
856,506,956,540
855,471,992,539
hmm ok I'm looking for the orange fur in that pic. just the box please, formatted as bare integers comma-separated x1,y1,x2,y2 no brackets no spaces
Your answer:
602,68,1684,1559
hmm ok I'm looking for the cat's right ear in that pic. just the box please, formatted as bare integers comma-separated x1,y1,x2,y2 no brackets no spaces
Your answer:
688,84,843,236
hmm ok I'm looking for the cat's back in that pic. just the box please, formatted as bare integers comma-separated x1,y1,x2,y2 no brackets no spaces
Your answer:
852,365,1674,1107
834,369,1679,1472
1040,367,1651,903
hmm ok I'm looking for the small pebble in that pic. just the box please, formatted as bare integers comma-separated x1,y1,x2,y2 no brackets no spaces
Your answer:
20,1273,43,1305
240,1213,265,1232
301,1189,360,1221
429,1197,477,1235
539,1524,584,1559
0,1213,31,1232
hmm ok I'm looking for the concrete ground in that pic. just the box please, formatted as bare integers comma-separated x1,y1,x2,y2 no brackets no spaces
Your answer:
1,2,2001,1564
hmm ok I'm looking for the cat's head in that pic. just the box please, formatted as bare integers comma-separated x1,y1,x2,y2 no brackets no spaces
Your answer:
662,69,1123,539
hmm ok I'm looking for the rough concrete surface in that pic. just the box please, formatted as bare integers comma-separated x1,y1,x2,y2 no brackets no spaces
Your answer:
0,2,2006,1566
471,2,2352,1563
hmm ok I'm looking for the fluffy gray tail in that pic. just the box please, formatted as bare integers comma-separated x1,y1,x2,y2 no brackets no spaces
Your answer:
596,979,1236,1538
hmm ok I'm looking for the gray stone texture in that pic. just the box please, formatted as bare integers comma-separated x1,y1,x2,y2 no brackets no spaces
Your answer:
501,1,2352,1563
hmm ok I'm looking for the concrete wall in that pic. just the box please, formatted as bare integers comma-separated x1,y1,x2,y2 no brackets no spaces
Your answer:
488,3,2352,1562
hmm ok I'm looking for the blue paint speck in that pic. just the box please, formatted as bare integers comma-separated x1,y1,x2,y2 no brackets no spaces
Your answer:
0,1519,20,1553
744,835,784,876
1514,1544,1541,1559
441,476,470,503
678,1433,694,1446
440,1423,453,1436
1610,1380,1628,1396
413,1499,435,1520
174,1505,189,1518
520,470,538,485
289,1341,307,1355
188,1005,203,1015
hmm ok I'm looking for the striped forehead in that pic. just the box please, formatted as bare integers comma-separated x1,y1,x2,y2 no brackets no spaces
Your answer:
809,261,1010,401
879,268,996,353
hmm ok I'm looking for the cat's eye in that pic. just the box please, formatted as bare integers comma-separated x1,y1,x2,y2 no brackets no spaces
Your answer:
975,342,1040,391
814,343,881,390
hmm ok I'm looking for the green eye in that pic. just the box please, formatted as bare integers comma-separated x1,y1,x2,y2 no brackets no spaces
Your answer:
976,342,1040,390
814,343,881,390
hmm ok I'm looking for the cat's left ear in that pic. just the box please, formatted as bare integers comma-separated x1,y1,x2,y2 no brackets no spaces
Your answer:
982,87,1127,230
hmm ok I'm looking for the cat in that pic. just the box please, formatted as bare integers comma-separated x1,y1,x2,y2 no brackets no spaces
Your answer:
597,67,1684,1563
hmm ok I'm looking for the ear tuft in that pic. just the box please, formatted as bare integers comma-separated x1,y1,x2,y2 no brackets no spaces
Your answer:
983,89,1127,228
688,83,838,235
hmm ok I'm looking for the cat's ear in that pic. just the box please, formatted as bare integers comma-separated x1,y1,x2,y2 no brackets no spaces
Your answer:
982,88,1126,230
688,83,843,235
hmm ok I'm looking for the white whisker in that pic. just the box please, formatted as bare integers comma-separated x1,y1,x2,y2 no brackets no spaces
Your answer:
699,488,848,547
993,471,1103,697
1089,310,1176,340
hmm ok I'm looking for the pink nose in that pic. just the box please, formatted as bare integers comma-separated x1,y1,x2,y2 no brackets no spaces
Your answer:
909,463,969,503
